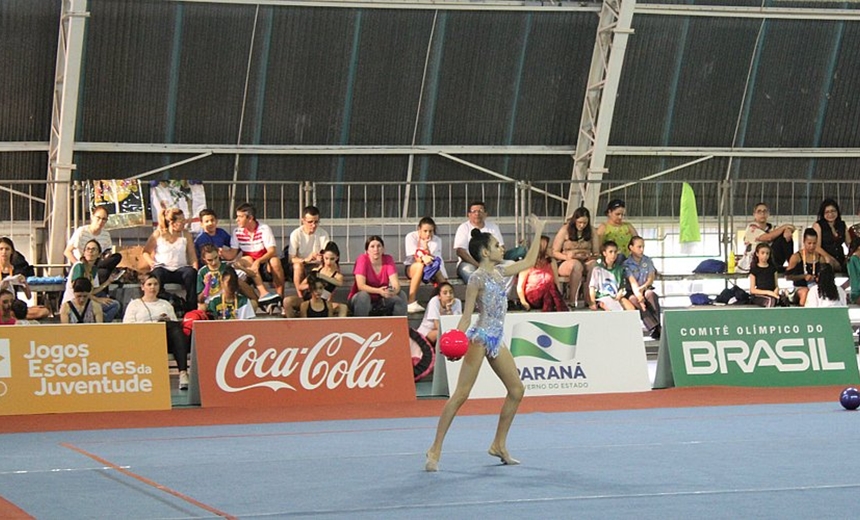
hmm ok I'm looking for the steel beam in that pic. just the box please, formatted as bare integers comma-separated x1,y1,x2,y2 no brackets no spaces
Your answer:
567,0,635,218
46,0,89,270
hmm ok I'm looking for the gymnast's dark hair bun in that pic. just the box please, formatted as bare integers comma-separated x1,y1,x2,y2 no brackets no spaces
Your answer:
471,228,482,239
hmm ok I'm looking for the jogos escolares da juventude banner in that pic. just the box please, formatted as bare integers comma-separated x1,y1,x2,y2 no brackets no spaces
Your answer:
663,307,859,387
0,323,171,416
192,317,416,407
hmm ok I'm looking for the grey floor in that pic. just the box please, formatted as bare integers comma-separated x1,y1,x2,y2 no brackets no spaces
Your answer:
2,401,859,519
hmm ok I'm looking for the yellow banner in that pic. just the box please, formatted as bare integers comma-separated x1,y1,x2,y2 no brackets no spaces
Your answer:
0,324,171,415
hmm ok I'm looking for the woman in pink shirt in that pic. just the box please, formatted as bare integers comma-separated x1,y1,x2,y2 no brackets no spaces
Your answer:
348,236,407,316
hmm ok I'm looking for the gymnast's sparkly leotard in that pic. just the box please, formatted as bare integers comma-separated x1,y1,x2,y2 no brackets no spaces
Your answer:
465,266,508,358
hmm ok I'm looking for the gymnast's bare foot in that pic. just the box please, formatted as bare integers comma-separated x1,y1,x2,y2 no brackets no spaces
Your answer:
488,446,520,466
425,451,439,472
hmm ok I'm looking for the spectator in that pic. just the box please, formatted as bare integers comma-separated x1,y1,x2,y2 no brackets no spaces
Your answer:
552,206,598,308
743,202,795,271
197,244,278,311
193,209,234,263
0,289,16,325
516,235,566,312
624,236,661,338
748,243,780,308
805,263,847,307
207,266,255,319
11,299,36,325
812,198,847,272
0,237,50,320
404,216,448,313
63,206,123,284
417,281,463,344
300,272,335,318
59,278,103,323
785,228,823,307
289,205,330,291
588,241,635,312
454,201,516,283
226,203,286,300
847,237,860,305
143,208,198,313
283,241,347,318
348,235,407,317
595,199,638,264
123,274,191,390
61,239,122,321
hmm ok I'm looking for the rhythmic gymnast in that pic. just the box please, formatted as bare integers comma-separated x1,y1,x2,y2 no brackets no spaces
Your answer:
425,214,546,472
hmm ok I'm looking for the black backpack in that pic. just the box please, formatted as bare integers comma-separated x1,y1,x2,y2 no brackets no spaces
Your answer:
715,285,750,305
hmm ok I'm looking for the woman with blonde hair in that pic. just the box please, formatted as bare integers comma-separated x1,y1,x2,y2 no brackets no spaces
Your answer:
143,208,198,313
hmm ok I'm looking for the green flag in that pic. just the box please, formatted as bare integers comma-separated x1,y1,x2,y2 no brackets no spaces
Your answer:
679,182,701,243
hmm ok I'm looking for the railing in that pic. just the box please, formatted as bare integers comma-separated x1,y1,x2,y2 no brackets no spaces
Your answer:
0,177,855,269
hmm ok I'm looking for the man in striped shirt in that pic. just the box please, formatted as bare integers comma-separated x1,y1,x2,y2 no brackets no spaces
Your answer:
227,203,286,299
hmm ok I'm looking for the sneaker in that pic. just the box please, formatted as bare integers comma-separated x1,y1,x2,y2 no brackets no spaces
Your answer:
258,292,281,305
407,301,425,313
178,371,189,391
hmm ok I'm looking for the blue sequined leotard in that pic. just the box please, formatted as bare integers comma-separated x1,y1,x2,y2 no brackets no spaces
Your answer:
465,266,508,358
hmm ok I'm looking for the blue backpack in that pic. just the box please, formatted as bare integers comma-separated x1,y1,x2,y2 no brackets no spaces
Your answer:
689,293,712,305
693,259,726,274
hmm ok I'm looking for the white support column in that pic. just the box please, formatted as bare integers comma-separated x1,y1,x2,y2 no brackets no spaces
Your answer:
567,0,636,218
46,0,89,269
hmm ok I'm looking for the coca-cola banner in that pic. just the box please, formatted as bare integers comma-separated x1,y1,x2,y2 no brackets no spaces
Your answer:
192,318,416,407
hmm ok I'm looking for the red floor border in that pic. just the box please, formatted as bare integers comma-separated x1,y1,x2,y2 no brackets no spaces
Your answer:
0,385,847,434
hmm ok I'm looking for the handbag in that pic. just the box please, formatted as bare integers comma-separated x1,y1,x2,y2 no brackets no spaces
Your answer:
422,256,442,283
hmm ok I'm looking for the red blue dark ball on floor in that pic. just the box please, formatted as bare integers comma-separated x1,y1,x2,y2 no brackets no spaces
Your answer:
839,387,860,410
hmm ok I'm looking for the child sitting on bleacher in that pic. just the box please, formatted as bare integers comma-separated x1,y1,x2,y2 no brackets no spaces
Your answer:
588,241,635,312
299,273,334,318
805,263,847,308
207,266,255,320
624,236,661,339
59,278,103,323
404,217,448,314
785,228,823,307
283,242,347,318
516,235,566,312
748,243,780,308
417,281,462,344
0,289,16,325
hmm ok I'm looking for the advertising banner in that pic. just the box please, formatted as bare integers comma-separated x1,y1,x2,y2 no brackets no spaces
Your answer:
0,324,171,416
661,308,860,387
192,317,416,407
434,311,650,399
88,179,146,229
150,180,206,234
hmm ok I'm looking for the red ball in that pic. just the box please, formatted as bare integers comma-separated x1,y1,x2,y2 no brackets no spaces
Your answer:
439,329,470,358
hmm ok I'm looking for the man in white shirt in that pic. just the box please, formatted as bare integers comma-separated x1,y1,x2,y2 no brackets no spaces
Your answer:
454,202,526,307
453,201,508,282
63,206,123,287
288,205,330,290
225,203,286,299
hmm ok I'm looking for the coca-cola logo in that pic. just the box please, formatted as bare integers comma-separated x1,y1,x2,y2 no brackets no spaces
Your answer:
214,332,390,392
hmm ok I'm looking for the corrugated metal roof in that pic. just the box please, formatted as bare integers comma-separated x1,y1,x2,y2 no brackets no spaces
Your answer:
2,0,860,220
